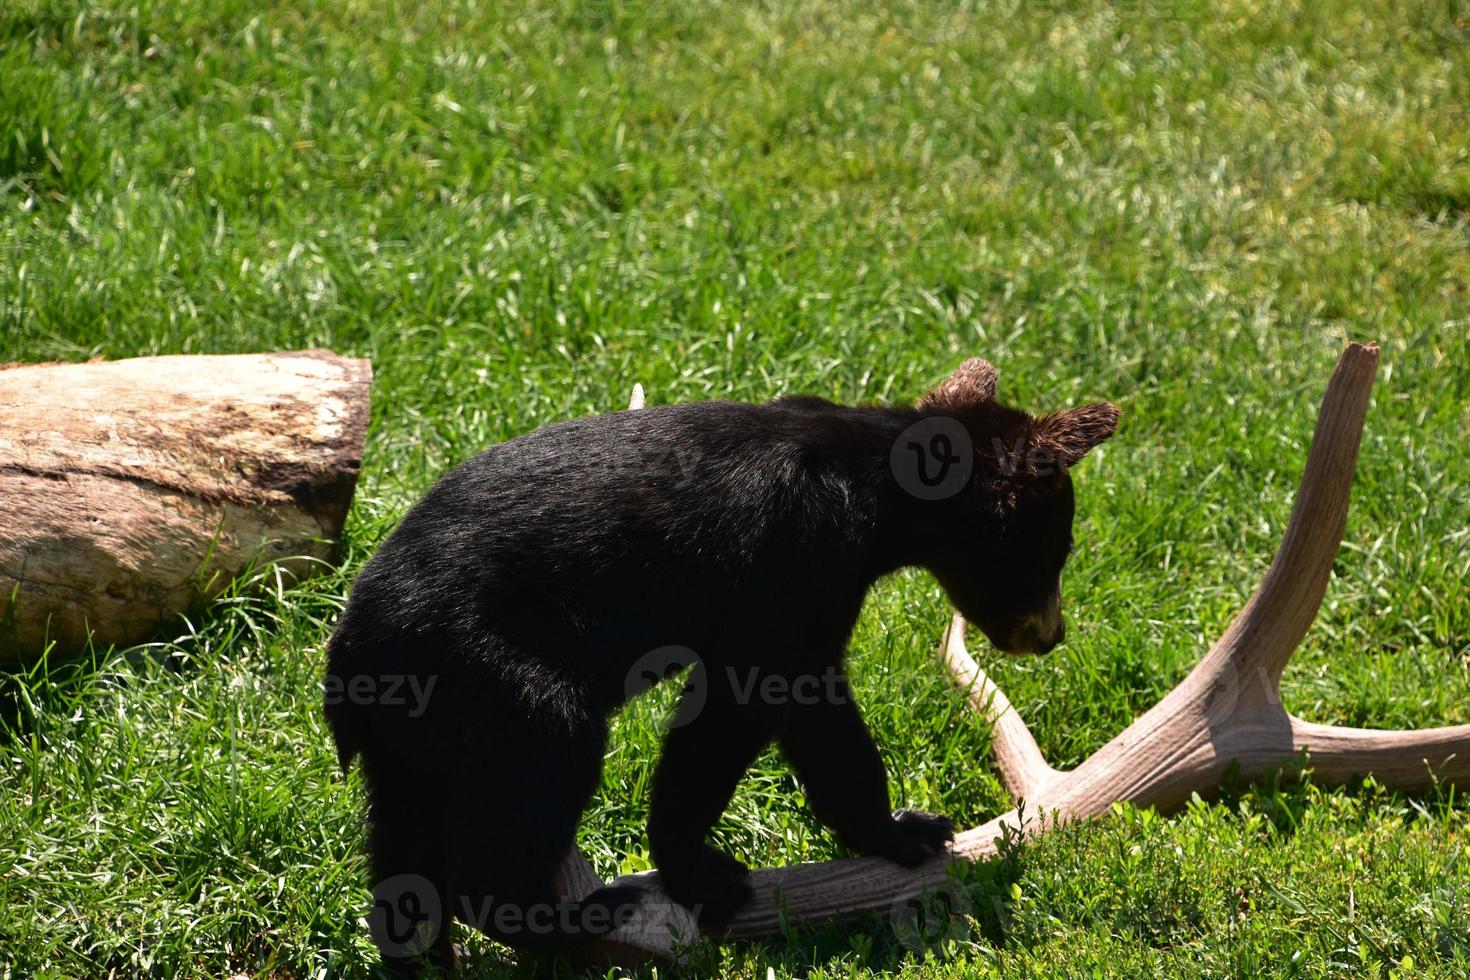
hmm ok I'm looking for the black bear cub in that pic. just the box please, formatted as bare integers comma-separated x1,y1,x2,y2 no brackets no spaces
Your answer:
326,357,1118,970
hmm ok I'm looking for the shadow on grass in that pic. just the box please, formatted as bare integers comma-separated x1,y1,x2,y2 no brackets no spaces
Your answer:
0,556,346,740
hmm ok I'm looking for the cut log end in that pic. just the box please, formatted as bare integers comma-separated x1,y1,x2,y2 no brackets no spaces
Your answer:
0,350,372,662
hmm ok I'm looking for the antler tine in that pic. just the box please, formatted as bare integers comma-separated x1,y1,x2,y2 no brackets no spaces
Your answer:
1200,342,1380,687
1290,715,1470,789
940,611,1057,800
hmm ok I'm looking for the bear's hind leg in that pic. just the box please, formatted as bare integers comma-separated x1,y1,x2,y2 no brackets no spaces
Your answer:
447,708,643,953
361,751,458,975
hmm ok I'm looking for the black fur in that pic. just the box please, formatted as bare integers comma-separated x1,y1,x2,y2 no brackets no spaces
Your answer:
326,378,1116,970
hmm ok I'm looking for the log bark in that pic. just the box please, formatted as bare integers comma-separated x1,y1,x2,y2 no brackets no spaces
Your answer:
0,350,371,662
555,342,1469,964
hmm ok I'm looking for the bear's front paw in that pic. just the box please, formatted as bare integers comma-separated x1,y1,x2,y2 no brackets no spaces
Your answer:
869,809,955,868
657,844,753,931
578,883,647,936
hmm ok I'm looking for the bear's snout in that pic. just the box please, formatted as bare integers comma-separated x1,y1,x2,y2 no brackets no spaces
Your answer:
998,616,1064,655
997,591,1065,655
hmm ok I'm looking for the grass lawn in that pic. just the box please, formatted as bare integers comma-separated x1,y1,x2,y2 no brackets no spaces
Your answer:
3,0,1469,975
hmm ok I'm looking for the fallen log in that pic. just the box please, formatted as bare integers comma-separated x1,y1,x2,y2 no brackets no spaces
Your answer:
0,350,371,663
560,341,1469,963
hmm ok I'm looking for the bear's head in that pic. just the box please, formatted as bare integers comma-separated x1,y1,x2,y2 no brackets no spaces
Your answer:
908,357,1119,655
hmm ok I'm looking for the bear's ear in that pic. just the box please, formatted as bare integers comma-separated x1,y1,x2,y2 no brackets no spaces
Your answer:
1030,402,1120,469
920,357,998,412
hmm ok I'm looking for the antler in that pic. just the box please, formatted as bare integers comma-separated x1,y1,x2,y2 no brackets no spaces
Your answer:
555,343,1469,964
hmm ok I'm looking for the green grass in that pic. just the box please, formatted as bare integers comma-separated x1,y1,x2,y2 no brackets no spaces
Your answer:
3,0,1469,975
